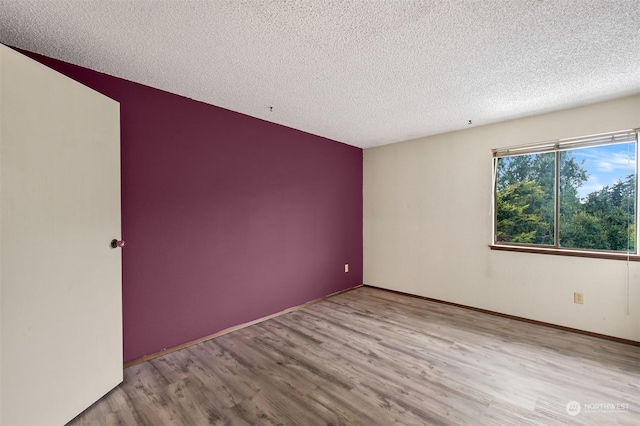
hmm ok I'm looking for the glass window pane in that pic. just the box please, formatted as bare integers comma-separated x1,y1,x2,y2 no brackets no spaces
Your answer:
559,143,636,252
495,152,555,245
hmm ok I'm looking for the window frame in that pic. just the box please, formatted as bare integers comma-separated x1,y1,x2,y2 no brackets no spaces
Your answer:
491,129,640,261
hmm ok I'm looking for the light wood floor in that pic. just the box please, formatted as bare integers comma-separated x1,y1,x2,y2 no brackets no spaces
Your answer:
68,286,640,425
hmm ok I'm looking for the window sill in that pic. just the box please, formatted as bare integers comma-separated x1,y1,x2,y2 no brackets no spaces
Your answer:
489,244,640,262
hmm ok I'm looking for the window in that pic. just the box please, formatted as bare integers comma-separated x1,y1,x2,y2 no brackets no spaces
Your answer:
493,130,638,255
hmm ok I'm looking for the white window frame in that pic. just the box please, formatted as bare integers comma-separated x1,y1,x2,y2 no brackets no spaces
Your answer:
491,129,639,260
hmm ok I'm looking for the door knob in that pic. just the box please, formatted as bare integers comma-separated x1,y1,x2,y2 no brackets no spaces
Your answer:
110,239,125,248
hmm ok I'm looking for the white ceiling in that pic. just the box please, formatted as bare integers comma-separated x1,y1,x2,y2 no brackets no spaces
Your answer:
1,1,639,148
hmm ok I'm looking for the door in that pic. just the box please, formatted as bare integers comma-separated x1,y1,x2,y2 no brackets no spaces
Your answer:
0,45,122,425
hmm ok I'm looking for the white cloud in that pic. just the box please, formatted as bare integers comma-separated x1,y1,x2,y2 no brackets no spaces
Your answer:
596,152,636,173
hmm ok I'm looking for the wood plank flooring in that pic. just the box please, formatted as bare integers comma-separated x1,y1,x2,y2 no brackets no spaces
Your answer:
67,286,640,425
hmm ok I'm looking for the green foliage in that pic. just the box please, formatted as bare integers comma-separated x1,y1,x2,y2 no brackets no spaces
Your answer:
559,211,608,250
563,175,636,251
495,151,636,252
496,180,553,244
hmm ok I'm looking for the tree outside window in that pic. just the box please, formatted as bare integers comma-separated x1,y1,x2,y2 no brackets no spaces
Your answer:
494,133,637,253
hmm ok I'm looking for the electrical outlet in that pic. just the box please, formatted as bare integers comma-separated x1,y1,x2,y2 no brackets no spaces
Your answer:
574,292,584,304
344,264,349,273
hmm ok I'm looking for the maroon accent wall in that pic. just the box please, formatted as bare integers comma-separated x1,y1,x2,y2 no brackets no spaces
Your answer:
22,50,363,363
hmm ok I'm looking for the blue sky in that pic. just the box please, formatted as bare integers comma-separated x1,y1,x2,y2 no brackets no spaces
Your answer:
572,142,636,199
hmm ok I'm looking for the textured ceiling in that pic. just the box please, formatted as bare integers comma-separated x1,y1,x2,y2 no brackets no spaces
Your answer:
1,1,639,148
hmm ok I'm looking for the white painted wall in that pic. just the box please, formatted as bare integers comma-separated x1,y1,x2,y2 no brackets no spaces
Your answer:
364,95,640,341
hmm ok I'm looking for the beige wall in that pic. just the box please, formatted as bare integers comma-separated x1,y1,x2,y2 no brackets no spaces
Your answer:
364,95,640,341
